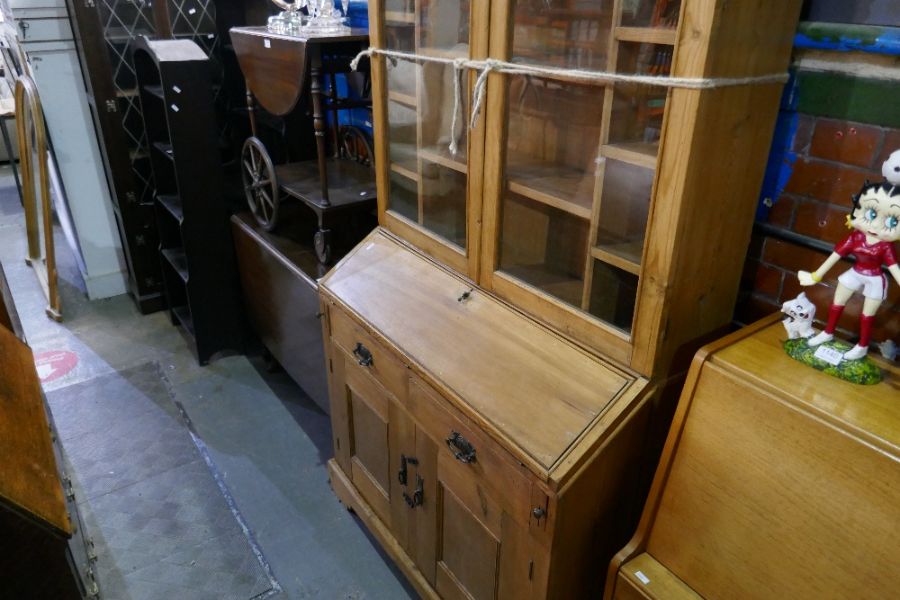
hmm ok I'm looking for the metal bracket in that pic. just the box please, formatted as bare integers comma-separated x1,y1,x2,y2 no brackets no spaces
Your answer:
105,99,117,113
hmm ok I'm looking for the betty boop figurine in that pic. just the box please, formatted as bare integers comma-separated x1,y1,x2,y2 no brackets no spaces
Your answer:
799,150,900,360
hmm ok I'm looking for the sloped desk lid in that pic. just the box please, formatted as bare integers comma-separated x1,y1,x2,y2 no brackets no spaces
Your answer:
0,325,71,536
713,317,899,454
322,229,648,479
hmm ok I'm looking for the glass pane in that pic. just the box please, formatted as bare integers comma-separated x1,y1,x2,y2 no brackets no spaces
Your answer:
422,162,467,248
498,75,599,309
506,77,602,216
608,83,666,151
499,193,588,310
389,170,418,223
418,0,470,54
588,262,638,332
512,0,614,69
388,99,417,172
595,159,653,268
619,0,681,28
383,0,470,249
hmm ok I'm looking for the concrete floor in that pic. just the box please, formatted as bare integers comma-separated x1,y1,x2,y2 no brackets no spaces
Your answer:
0,165,415,599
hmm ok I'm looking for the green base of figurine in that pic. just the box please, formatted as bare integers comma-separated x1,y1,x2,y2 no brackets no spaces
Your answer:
783,337,882,385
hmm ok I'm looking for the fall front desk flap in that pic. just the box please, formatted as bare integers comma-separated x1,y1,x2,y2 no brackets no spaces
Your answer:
321,228,649,484
0,325,71,536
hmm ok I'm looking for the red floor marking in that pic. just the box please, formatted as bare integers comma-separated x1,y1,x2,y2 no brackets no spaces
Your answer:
34,350,78,383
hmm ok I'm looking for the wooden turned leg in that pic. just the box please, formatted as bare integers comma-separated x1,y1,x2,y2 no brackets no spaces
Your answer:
310,62,331,206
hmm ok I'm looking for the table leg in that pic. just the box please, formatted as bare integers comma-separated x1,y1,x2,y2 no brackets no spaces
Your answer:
310,50,331,207
246,90,257,138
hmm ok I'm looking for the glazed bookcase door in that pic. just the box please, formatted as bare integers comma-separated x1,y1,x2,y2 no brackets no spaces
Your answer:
480,0,681,365
370,0,490,276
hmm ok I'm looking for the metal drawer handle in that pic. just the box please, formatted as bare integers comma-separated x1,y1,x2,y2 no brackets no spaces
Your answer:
353,342,373,367
446,431,477,464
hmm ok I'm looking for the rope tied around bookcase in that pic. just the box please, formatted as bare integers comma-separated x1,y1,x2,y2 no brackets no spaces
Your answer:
350,47,790,156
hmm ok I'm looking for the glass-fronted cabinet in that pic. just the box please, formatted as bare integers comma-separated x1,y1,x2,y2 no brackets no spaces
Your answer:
374,0,489,274
369,0,798,377
481,0,680,366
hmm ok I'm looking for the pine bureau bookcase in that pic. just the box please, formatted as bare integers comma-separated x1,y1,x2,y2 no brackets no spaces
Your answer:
319,1,802,598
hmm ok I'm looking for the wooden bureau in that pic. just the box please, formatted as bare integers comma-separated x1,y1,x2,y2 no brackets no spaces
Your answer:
321,230,657,599
605,314,900,600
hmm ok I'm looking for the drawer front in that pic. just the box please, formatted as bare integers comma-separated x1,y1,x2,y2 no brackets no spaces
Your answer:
407,375,535,530
330,304,408,402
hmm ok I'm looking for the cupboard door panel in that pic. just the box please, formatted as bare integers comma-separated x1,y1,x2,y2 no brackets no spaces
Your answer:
345,359,392,524
437,485,501,600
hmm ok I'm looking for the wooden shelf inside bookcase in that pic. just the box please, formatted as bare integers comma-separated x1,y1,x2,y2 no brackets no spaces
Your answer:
600,142,658,169
388,90,416,108
614,26,677,45
501,264,585,308
384,10,414,24
390,162,419,182
418,46,468,60
507,161,593,219
591,240,643,275
419,146,467,174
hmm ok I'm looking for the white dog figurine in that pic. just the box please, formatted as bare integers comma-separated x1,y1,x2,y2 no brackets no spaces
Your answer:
782,292,817,339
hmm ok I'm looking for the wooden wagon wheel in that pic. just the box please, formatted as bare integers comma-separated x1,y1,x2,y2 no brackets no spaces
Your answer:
339,125,374,167
241,137,280,231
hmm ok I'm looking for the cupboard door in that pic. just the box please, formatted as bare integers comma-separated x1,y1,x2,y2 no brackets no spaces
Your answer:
330,348,394,526
481,0,682,363
404,378,548,599
372,0,490,276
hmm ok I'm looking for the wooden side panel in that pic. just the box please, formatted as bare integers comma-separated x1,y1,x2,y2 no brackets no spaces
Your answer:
547,389,653,599
646,363,900,600
630,0,803,376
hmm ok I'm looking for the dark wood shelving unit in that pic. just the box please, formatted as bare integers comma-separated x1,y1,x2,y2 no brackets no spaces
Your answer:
134,36,243,365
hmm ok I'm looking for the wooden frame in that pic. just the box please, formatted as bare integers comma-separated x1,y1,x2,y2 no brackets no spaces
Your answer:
15,76,61,322
478,0,801,378
370,0,490,280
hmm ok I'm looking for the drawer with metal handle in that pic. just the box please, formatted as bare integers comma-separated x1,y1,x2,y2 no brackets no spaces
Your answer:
329,304,408,402
407,375,539,531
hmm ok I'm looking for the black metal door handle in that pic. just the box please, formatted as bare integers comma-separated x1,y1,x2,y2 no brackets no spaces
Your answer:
398,454,417,486
353,342,373,367
446,431,477,464
403,475,424,508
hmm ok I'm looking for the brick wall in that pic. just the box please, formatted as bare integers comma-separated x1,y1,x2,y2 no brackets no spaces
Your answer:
738,116,900,344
